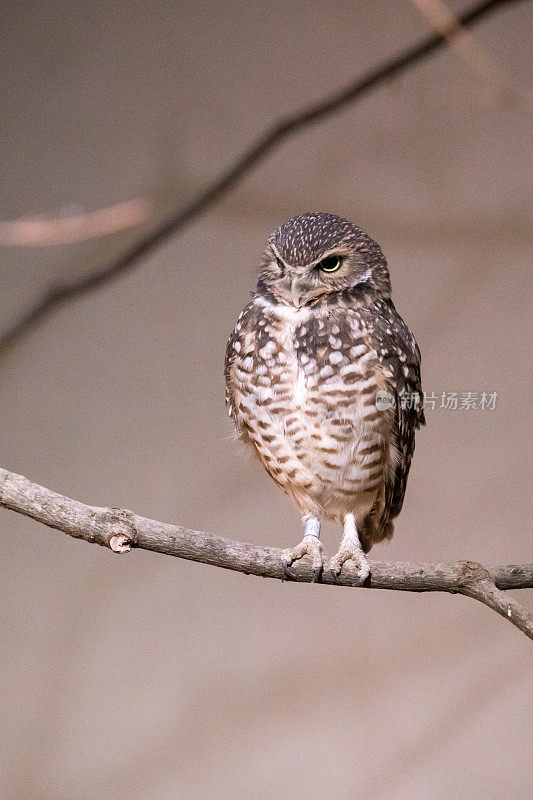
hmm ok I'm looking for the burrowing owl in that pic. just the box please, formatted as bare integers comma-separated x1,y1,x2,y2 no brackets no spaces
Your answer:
225,213,424,583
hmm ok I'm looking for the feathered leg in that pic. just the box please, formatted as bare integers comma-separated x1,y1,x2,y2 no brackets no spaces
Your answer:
330,513,370,585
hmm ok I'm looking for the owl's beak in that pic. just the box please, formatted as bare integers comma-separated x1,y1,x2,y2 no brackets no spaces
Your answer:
290,277,305,308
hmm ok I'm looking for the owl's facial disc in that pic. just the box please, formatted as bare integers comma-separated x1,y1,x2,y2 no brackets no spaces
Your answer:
274,248,358,307
288,254,344,307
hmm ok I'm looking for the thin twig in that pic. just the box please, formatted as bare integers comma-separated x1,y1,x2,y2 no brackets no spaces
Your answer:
0,467,531,639
0,0,522,356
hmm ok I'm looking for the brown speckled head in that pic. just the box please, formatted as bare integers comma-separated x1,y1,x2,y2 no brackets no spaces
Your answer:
258,212,392,307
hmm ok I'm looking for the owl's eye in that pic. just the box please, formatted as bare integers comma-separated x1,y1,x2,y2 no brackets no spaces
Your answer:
317,255,342,273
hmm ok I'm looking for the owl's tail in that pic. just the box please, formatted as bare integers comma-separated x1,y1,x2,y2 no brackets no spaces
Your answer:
360,517,395,553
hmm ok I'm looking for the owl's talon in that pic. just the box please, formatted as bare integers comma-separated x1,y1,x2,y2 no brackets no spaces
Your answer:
281,558,297,580
281,536,323,581
330,542,370,585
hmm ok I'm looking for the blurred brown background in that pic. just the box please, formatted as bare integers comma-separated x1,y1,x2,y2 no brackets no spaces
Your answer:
1,1,532,798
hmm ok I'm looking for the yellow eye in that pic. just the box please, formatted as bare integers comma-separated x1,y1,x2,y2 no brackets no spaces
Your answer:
318,255,341,273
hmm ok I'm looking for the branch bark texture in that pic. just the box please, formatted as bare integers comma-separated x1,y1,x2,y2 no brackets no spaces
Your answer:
0,468,531,639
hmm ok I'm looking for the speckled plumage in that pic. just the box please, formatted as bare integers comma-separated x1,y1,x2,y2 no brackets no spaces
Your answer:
225,213,424,579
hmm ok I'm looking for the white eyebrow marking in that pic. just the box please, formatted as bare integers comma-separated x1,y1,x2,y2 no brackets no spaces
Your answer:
351,267,372,285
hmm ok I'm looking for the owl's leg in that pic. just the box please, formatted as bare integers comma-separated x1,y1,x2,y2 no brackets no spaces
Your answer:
330,513,370,585
281,515,323,582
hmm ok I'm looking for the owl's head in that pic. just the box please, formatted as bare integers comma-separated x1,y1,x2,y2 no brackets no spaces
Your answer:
258,212,391,307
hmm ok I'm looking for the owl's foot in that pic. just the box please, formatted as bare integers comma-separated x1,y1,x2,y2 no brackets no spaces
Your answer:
330,513,370,585
282,515,323,581
281,536,324,582
330,542,370,585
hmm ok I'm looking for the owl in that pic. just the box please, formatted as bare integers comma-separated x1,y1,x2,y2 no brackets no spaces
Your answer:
225,213,424,583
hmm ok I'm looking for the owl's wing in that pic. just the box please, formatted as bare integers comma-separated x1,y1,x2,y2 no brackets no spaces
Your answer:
361,300,425,525
224,300,256,435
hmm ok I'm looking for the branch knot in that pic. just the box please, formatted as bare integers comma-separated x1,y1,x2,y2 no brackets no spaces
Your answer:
452,560,493,587
100,508,137,553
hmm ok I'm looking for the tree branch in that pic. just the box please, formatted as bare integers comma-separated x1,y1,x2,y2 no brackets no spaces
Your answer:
1,467,531,639
0,0,523,356
409,0,532,112
0,199,152,246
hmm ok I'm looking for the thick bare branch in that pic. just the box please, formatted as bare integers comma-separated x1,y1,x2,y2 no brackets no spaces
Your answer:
0,0,523,356
0,467,531,639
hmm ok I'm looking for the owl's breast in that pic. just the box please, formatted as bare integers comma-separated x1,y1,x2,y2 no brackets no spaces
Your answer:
228,298,392,518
